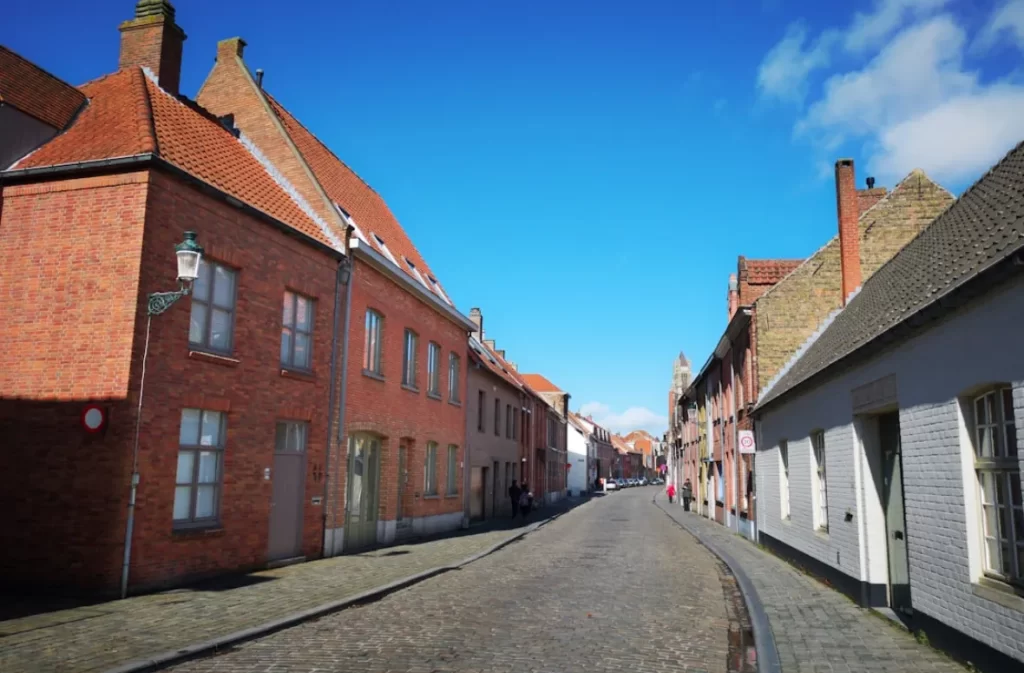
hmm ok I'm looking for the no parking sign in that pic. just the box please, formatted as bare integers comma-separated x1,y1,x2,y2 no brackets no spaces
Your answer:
738,430,756,454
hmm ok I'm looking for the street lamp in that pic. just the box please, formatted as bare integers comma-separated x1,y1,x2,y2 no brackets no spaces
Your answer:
123,231,203,599
147,231,205,315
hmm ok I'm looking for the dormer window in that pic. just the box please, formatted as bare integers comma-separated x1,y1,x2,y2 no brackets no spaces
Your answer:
334,202,369,245
403,256,429,288
371,232,400,267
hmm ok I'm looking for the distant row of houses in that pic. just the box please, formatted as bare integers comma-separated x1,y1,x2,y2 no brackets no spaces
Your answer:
665,143,1024,668
0,1,592,597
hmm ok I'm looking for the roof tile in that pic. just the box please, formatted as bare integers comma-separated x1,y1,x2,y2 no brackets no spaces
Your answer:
0,45,86,130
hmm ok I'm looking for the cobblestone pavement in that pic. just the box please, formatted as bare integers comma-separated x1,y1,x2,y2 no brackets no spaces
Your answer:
0,502,578,673
657,495,968,673
172,488,739,673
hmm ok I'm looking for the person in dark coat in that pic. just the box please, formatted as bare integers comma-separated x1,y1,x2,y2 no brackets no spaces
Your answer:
508,480,521,518
682,479,693,512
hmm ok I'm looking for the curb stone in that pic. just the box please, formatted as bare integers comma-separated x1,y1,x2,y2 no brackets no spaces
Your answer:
104,504,576,673
653,493,783,673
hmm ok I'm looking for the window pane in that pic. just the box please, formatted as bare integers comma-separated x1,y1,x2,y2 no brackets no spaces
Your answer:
983,503,999,537
213,266,235,308
176,451,195,484
189,303,208,345
197,451,218,483
292,424,307,452
976,396,988,426
296,296,312,330
173,486,192,520
979,426,994,459
180,409,201,445
283,292,295,327
281,328,293,365
996,473,1010,510
985,537,1001,572
210,309,232,350
195,485,216,518
275,423,288,452
200,411,221,446
193,261,211,301
1003,388,1014,424
294,333,310,369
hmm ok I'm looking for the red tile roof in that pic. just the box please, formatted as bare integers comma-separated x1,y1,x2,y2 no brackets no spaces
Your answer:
743,258,803,285
12,68,333,249
263,94,449,301
0,45,86,130
520,373,562,393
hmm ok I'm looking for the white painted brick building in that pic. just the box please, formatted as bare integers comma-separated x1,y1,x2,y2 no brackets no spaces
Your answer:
754,145,1024,668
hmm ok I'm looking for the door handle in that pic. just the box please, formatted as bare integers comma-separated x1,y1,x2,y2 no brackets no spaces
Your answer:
893,530,904,541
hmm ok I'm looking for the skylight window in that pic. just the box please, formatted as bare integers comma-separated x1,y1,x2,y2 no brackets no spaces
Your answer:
403,257,430,288
334,202,369,245
427,274,453,306
371,232,400,267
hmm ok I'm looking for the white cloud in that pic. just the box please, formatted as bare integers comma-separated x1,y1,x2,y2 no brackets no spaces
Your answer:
757,23,837,102
761,2,1024,184
843,0,950,52
977,0,1024,51
578,402,667,436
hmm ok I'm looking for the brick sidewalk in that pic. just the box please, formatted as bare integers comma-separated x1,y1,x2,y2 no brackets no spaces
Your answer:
0,500,581,673
656,496,967,673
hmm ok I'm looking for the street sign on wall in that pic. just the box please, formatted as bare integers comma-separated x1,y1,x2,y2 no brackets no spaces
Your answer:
738,430,756,454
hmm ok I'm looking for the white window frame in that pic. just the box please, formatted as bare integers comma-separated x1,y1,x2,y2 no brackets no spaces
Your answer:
448,352,460,402
371,232,400,267
779,440,790,521
424,441,438,496
189,259,237,355
281,291,314,371
971,387,1021,586
427,342,441,396
402,329,418,388
811,431,828,532
174,409,227,528
363,310,383,375
446,445,458,496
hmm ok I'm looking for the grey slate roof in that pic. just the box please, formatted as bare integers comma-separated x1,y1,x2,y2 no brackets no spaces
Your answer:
757,140,1024,409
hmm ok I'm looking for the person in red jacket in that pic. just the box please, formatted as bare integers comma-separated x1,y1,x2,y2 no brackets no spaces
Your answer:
667,482,676,504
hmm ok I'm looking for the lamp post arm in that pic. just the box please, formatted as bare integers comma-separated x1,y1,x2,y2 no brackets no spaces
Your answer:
147,285,191,316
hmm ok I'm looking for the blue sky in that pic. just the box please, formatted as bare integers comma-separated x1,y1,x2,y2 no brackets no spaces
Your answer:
5,0,1023,436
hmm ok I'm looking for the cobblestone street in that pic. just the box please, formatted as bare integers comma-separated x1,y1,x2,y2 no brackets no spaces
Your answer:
171,489,738,673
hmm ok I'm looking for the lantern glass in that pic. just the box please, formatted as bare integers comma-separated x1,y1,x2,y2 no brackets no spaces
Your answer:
174,231,204,282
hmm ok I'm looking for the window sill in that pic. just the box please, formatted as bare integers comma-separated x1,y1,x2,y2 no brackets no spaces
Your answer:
427,392,442,401
172,525,225,539
974,577,1024,613
362,369,385,382
422,494,440,500
445,493,460,499
401,383,420,394
280,368,315,383
189,351,240,368
814,526,830,539
448,400,462,408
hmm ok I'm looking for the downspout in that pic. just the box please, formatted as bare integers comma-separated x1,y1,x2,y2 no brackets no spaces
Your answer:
121,315,154,599
321,256,346,557
328,228,355,557
732,358,740,533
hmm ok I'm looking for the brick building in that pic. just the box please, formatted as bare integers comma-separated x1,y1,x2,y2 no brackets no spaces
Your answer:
195,27,475,552
753,140,1024,670
0,0,475,594
464,308,531,520
0,3,351,594
679,159,952,541
520,373,569,503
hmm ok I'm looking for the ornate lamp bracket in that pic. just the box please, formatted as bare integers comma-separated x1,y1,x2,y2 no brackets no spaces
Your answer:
147,284,191,316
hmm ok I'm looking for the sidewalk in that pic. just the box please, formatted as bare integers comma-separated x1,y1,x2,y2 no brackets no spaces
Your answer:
0,499,581,673
655,495,967,673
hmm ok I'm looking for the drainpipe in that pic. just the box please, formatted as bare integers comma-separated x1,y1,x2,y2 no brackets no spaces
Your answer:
321,254,349,557
328,227,355,557
120,315,154,599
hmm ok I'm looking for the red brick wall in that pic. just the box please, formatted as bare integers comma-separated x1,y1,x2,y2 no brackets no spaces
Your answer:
340,258,468,525
0,168,343,594
0,173,149,400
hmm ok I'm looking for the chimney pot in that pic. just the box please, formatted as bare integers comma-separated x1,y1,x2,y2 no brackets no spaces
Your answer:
119,0,186,95
835,158,862,305
727,273,739,320
255,68,264,88
866,176,875,189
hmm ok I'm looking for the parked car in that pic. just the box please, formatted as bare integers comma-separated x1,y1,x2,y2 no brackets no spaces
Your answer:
617,478,627,489
603,478,617,492
639,478,649,486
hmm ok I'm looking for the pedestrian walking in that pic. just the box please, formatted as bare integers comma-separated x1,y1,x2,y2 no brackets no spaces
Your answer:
519,482,532,518
508,480,521,518
682,478,693,512
666,482,676,504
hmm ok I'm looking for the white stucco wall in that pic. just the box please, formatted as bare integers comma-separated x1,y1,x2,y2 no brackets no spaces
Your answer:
567,423,589,496
756,273,1024,663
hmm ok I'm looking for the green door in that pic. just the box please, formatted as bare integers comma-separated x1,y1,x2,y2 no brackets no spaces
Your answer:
344,434,380,551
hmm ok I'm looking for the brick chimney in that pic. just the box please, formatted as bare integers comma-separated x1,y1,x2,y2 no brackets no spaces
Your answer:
727,273,738,319
469,307,483,341
835,158,861,305
119,0,186,95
